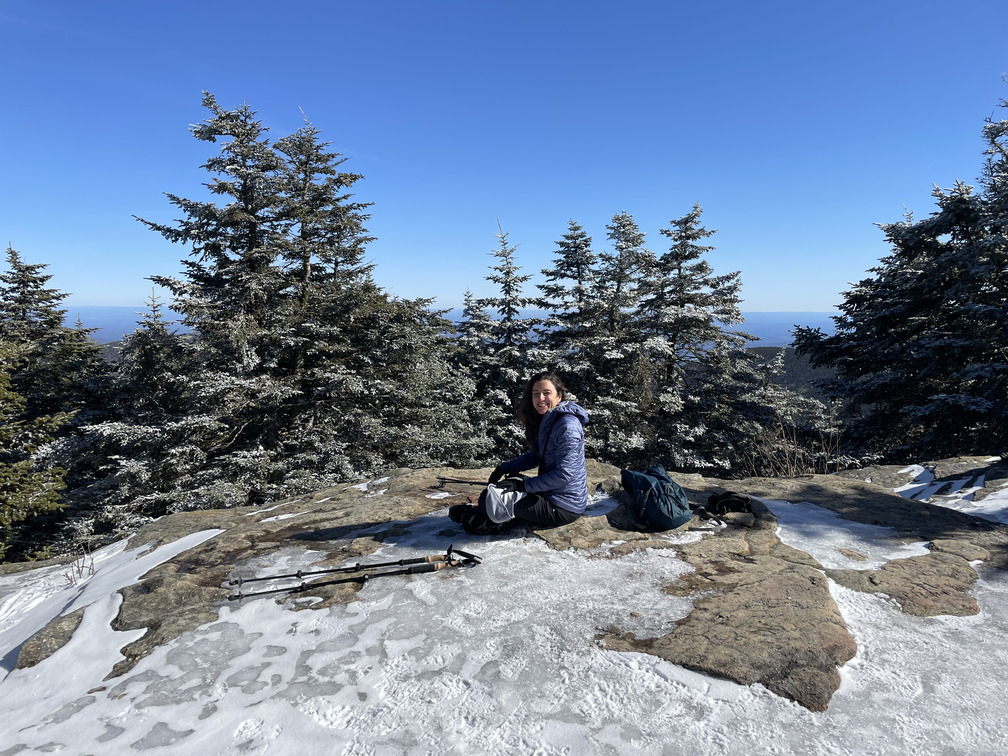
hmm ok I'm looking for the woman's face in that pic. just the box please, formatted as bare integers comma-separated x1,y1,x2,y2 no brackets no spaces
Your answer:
532,379,562,415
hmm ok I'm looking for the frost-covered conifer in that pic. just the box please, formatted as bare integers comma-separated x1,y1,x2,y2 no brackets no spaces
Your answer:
537,220,599,373
637,205,821,474
0,248,109,556
0,246,108,421
0,341,68,561
795,93,1008,460
139,93,294,507
133,96,470,507
56,295,207,542
639,205,754,470
462,224,540,459
578,212,654,461
451,290,498,464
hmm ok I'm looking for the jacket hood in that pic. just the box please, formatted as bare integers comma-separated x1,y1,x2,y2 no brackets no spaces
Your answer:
548,400,589,427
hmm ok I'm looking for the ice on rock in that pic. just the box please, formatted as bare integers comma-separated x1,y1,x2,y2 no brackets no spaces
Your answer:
762,497,930,569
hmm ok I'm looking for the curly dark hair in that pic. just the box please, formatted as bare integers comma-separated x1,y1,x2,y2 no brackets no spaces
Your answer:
516,370,568,445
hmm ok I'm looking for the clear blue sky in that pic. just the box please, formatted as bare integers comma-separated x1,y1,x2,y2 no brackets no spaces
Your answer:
2,1,1007,313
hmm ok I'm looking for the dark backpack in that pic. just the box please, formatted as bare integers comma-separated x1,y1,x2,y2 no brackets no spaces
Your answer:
618,465,692,531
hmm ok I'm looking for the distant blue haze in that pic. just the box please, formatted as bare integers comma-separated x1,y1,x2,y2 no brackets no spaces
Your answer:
66,306,835,348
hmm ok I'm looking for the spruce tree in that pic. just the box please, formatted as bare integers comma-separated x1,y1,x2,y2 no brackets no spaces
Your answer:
57,295,200,538
274,117,375,312
640,205,818,473
794,94,1008,460
579,211,654,461
0,246,107,421
259,115,377,488
345,295,485,470
537,219,599,374
452,289,498,465
138,94,313,506
0,341,68,560
135,95,471,506
466,224,539,459
269,115,475,484
0,247,110,555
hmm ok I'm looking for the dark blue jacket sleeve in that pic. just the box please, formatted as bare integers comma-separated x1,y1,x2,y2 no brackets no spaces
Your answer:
502,449,540,475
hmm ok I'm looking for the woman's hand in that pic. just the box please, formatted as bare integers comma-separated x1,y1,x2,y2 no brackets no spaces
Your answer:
488,465,505,484
497,477,526,494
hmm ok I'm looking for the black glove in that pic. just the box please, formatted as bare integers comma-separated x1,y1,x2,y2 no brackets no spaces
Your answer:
488,465,505,484
498,477,526,494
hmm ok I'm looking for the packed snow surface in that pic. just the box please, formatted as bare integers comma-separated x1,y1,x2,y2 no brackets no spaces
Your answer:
1,470,1007,755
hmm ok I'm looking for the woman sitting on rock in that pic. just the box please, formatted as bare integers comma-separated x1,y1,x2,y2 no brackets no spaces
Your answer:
452,370,589,535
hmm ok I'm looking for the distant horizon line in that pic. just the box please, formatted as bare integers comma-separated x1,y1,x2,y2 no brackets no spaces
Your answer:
62,305,835,348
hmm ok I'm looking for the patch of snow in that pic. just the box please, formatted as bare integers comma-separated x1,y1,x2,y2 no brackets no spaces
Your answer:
897,464,930,481
0,529,222,680
260,512,308,523
885,461,1008,526
350,477,391,494
931,483,1008,525
244,502,286,516
1,516,706,753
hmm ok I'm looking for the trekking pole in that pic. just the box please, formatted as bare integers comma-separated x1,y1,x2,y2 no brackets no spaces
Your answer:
230,552,453,587
436,476,486,489
228,545,481,587
227,545,481,601
232,558,467,601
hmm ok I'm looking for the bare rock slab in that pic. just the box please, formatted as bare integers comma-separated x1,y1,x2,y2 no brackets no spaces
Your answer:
600,501,857,712
827,552,980,617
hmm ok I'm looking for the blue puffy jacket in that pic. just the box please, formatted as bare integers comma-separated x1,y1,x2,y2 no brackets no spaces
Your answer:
500,400,590,515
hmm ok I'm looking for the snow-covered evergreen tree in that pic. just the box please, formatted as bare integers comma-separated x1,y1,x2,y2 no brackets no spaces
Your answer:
56,296,205,542
639,205,753,470
256,115,378,489
0,247,109,556
462,224,539,460
274,117,375,313
537,220,599,373
271,117,476,485
639,205,829,474
596,212,651,337
344,295,486,471
794,93,1008,461
130,95,471,508
451,289,498,465
456,289,495,372
579,211,654,461
139,93,294,507
0,246,108,422
0,341,68,561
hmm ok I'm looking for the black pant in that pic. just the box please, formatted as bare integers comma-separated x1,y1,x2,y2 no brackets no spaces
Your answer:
478,489,580,529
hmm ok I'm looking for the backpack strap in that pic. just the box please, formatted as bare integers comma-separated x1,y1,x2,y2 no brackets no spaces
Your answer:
707,491,752,516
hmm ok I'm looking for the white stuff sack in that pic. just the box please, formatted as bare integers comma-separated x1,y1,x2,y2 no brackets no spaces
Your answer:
485,483,524,523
